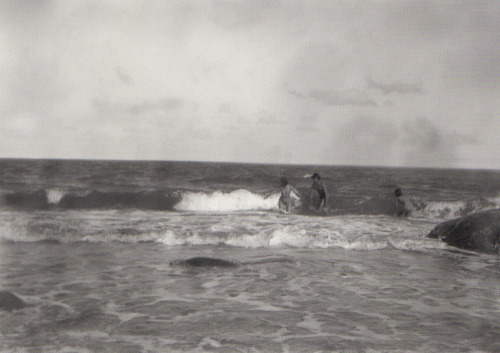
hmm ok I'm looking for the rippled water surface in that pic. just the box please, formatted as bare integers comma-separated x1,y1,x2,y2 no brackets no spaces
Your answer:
1,240,499,352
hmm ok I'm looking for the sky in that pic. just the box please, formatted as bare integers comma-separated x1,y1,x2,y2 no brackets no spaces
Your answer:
0,0,499,169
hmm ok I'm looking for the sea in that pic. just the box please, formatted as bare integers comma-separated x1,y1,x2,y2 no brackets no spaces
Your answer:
0,158,499,353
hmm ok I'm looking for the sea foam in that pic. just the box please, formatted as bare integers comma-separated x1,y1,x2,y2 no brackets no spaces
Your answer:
175,189,279,212
46,188,66,204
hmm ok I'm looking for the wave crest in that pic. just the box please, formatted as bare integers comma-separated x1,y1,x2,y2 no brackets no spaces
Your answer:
174,189,278,212
2,188,498,218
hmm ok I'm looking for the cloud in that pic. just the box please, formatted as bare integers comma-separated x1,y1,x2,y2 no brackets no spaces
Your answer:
289,89,377,107
209,0,282,29
261,145,293,164
128,99,183,115
367,79,423,95
93,97,183,115
333,116,398,166
402,118,477,168
0,1,499,167
443,43,500,91
115,67,133,85
332,116,478,168
384,1,499,41
383,1,500,92
295,115,318,132
218,103,233,114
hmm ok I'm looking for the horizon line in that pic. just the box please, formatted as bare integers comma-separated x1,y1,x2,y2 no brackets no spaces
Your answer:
0,156,498,172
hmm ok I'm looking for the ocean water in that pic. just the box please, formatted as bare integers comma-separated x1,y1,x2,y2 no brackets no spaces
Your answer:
0,159,499,352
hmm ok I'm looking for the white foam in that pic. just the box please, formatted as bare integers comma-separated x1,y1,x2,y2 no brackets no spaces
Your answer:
46,188,66,204
388,237,448,251
200,337,222,349
0,220,37,242
413,199,498,221
406,193,500,221
334,237,388,250
420,201,464,218
486,194,500,208
78,230,200,245
225,232,271,248
223,225,390,250
269,227,309,247
157,230,223,246
0,209,442,252
174,189,278,212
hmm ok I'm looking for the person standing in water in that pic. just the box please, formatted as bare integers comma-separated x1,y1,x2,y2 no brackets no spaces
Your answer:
394,188,410,217
265,177,302,212
310,173,328,213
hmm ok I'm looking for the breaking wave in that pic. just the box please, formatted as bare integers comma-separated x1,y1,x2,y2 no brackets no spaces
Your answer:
0,212,444,252
175,189,278,212
407,197,499,220
1,188,498,218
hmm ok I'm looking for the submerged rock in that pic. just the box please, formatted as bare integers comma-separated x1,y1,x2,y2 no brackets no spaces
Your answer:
0,291,27,311
170,257,238,267
428,209,500,254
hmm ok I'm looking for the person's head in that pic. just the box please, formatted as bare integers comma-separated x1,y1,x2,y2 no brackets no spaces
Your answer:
312,173,321,181
395,188,402,197
280,177,288,186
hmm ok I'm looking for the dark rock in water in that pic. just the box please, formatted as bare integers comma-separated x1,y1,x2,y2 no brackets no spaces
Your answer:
0,291,27,311
170,257,238,267
428,209,500,254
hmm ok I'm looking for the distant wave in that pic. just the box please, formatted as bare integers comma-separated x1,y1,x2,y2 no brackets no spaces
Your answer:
2,189,182,210
1,188,498,218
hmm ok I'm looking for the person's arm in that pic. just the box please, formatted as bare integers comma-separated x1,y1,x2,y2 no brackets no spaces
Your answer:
291,186,302,198
322,182,328,206
264,188,279,199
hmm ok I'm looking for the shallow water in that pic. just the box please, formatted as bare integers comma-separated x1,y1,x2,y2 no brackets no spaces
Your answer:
1,240,499,352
